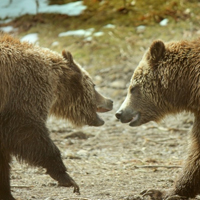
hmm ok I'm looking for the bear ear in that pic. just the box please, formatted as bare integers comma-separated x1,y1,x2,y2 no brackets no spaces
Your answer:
62,50,81,74
149,40,165,63
62,50,74,65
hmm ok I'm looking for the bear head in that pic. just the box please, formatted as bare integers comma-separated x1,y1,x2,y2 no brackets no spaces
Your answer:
116,40,180,126
51,50,113,127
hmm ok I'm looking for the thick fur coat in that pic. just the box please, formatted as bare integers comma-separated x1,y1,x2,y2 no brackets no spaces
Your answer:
116,38,200,199
0,33,113,200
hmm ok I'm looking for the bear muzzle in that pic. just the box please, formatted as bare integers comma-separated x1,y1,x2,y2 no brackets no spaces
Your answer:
96,99,113,113
115,109,140,126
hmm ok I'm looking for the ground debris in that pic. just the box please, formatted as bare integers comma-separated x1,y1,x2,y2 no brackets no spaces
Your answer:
122,194,144,200
134,165,181,169
64,131,94,139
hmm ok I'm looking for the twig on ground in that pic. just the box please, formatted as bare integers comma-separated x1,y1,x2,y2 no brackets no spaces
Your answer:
12,185,33,188
134,165,181,169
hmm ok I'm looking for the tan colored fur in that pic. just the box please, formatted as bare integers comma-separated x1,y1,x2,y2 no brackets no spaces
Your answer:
0,33,112,200
0,33,96,126
116,38,200,198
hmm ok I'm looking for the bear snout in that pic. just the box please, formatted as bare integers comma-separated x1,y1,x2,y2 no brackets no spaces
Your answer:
97,99,113,113
115,109,134,123
115,110,123,120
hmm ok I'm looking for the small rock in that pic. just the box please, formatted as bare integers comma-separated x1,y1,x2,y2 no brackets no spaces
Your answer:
63,150,81,159
110,80,126,89
136,25,146,33
44,197,54,200
123,195,144,200
64,131,94,139
94,75,103,84
77,149,89,158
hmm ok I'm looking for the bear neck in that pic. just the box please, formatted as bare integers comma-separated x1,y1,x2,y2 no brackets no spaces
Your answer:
156,45,200,115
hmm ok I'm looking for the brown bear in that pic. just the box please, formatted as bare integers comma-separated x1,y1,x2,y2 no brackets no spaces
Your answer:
116,39,200,199
0,33,113,200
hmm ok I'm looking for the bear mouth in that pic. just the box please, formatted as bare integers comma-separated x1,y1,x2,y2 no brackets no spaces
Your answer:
89,113,105,127
96,107,111,113
96,102,113,113
129,112,140,126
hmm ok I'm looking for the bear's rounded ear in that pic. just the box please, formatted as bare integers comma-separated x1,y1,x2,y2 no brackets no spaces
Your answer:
62,50,74,64
149,40,165,63
62,50,81,74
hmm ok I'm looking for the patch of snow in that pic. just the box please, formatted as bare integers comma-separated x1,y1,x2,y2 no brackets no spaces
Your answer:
51,41,59,46
0,26,15,33
103,24,115,29
84,36,93,41
0,0,39,19
160,18,168,26
39,1,87,16
0,19,12,24
20,33,38,44
59,28,94,37
93,32,104,37
0,0,87,19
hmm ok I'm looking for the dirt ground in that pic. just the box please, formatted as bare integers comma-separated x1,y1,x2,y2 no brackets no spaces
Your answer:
3,1,200,199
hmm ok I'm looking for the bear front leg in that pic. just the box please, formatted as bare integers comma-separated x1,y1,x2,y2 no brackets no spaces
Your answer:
0,148,15,200
8,120,80,194
142,115,200,200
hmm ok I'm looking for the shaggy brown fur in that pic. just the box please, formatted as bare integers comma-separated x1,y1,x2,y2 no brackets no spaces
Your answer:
0,33,113,200
116,38,200,199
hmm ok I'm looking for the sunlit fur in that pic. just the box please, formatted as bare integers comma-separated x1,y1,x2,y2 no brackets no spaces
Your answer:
127,38,200,198
0,33,111,200
0,33,98,127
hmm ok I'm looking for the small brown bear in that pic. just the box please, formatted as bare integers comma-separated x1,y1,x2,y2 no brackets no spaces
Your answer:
0,33,113,200
116,39,200,199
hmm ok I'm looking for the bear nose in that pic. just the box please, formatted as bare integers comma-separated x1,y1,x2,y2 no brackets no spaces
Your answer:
115,110,123,120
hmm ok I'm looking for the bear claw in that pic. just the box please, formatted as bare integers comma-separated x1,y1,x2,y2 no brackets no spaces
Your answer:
58,176,80,194
141,189,188,200
58,181,80,194
141,189,163,200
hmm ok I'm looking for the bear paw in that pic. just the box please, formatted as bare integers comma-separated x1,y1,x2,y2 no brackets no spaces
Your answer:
58,174,80,194
141,189,188,200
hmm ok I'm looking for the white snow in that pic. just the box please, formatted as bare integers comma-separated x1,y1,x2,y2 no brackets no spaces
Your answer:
0,0,87,19
40,1,87,16
0,19,12,24
103,24,115,29
51,41,59,46
58,28,95,37
20,33,38,44
0,0,107,43
160,18,168,26
0,26,15,33
58,28,104,40
93,32,104,37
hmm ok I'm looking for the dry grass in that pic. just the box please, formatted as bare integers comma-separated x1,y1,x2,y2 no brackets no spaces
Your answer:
4,0,200,74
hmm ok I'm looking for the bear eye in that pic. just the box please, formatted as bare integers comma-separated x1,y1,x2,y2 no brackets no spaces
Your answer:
130,87,135,93
130,86,138,94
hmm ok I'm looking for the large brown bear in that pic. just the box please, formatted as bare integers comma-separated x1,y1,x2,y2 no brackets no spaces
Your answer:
0,33,113,200
116,39,200,199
